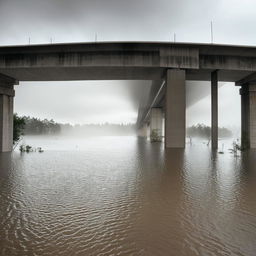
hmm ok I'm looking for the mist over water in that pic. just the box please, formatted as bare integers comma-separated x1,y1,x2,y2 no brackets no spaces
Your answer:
1,0,255,254
14,81,241,137
8,78,244,256
1,136,256,256
186,82,241,133
14,81,151,125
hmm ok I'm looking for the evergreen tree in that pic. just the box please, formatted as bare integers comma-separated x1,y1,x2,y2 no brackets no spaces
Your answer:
13,114,26,144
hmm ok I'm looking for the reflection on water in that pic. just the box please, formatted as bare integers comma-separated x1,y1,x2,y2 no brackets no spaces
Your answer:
0,136,256,256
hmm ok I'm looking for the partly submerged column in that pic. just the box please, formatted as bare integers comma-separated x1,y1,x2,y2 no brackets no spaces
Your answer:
165,69,186,148
138,123,149,138
211,70,218,150
150,108,163,142
0,83,15,152
240,84,256,149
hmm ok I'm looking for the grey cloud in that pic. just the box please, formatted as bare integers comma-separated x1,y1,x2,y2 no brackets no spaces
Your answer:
0,0,244,125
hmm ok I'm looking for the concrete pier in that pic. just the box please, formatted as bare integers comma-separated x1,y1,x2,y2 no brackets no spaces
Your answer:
2,42,256,151
0,85,14,152
211,71,218,149
138,123,149,138
165,69,186,148
150,108,163,142
240,84,256,149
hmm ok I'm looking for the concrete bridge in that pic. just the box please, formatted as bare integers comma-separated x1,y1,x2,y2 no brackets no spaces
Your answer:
0,41,256,152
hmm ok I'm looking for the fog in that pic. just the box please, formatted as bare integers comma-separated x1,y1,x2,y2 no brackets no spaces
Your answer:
14,81,151,125
1,0,248,129
186,82,241,130
14,81,240,132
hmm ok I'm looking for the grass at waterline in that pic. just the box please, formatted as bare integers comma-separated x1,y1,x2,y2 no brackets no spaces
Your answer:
19,145,44,153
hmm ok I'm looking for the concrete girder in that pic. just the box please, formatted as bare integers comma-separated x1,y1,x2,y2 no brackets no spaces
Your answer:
236,72,256,86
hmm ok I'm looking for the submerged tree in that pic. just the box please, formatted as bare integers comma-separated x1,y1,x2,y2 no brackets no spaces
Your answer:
150,129,162,142
13,114,26,144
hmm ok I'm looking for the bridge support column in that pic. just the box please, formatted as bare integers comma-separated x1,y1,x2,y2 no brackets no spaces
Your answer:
211,70,218,149
240,84,256,149
150,108,163,142
138,123,148,138
165,69,186,148
0,84,15,153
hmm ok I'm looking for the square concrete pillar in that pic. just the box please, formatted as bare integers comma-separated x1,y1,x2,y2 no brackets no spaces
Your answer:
150,108,163,142
240,84,256,149
0,87,14,152
211,70,218,149
165,69,186,148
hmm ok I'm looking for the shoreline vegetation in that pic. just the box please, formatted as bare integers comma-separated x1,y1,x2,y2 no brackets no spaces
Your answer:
186,124,244,155
19,145,44,153
14,114,242,155
186,123,232,139
14,115,236,140
13,114,136,151
20,116,135,136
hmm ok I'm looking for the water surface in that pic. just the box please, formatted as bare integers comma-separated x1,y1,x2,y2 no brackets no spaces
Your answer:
0,136,256,256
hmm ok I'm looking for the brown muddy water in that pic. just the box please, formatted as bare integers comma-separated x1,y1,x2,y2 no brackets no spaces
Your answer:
0,136,256,256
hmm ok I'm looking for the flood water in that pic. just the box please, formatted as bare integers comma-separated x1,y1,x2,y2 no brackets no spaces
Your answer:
0,136,256,256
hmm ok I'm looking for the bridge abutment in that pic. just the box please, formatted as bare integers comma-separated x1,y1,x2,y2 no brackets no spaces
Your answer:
240,84,256,149
165,69,186,148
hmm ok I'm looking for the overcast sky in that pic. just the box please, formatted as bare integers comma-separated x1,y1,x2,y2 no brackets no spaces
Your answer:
0,0,251,125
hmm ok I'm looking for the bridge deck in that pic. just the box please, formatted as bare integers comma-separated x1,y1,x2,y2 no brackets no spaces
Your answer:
0,42,255,82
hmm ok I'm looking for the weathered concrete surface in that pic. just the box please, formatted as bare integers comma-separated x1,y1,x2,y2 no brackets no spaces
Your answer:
165,69,186,148
0,74,16,152
0,43,198,81
1,42,256,150
241,85,250,148
1,42,256,82
240,84,256,149
150,108,163,142
211,71,218,149
0,90,14,152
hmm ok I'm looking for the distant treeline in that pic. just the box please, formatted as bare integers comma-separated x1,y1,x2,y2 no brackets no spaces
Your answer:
21,116,135,136
61,123,135,135
23,117,61,135
187,124,232,138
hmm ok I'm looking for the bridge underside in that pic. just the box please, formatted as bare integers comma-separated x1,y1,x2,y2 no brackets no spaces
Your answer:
1,42,256,151
0,67,253,82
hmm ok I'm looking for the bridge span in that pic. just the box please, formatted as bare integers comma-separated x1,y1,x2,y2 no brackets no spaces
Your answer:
0,41,256,152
